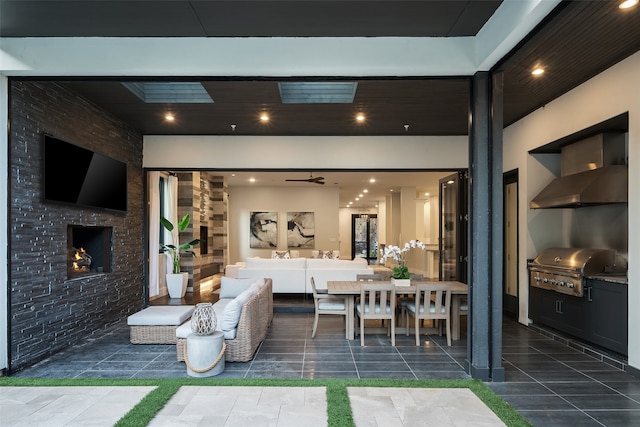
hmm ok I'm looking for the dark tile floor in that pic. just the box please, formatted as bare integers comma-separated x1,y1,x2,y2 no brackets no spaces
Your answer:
11,307,640,427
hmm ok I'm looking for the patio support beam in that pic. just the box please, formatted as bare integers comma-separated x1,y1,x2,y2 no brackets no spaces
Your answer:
466,71,506,382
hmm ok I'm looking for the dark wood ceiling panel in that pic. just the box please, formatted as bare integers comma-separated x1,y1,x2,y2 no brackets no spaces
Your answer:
0,0,502,37
501,1,640,126
0,0,205,37
4,1,639,136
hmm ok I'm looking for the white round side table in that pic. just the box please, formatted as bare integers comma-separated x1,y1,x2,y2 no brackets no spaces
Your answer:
185,331,225,377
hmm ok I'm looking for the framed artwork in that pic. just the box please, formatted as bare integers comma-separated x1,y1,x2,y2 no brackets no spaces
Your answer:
287,211,315,248
250,211,278,248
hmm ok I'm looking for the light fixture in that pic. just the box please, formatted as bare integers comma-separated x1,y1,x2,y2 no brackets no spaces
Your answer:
358,194,363,198
447,180,455,184
619,0,638,9
363,189,368,193
532,67,545,76
359,213,369,220
165,114,175,122
230,124,237,131
356,113,365,122
425,192,430,196
249,177,256,183
404,124,410,132
260,113,269,122
369,178,376,183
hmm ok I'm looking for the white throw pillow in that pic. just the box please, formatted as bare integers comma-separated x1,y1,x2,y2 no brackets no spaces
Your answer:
220,277,256,299
272,250,291,259
221,289,254,332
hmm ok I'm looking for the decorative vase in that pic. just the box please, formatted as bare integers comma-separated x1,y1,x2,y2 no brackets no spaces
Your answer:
391,277,411,287
166,272,188,298
191,303,217,335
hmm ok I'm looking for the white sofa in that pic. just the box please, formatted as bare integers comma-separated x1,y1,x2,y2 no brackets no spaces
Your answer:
176,277,273,362
234,256,374,293
305,257,373,290
237,257,307,293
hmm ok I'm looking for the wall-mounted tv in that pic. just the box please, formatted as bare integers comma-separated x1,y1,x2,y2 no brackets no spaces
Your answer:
42,134,128,213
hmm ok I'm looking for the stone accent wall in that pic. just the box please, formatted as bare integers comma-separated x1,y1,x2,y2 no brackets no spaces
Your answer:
8,81,144,372
175,172,227,293
209,175,228,275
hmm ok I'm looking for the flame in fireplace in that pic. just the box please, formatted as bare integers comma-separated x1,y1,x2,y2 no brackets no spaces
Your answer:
71,247,92,272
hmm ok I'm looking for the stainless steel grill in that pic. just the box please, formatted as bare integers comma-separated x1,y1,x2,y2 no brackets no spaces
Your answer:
528,247,627,297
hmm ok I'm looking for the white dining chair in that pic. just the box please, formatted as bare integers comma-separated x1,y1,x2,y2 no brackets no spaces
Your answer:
310,277,349,339
401,283,451,346
355,283,396,346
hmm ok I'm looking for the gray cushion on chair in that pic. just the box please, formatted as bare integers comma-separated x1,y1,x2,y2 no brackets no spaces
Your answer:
356,303,393,314
402,301,446,314
318,299,346,310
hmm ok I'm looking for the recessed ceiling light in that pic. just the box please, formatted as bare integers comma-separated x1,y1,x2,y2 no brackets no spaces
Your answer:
532,67,545,76
355,197,360,201
425,192,430,196
165,114,175,122
369,178,376,183
358,194,363,198
619,0,638,9
249,177,256,183
363,189,368,193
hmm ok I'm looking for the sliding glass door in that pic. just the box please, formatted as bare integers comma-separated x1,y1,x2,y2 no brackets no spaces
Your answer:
352,214,378,264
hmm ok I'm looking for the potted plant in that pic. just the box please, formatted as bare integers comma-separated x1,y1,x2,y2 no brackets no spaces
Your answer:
160,214,200,298
380,239,426,286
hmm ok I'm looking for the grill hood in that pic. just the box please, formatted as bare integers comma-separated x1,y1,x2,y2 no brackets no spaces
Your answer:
529,165,628,209
530,133,628,209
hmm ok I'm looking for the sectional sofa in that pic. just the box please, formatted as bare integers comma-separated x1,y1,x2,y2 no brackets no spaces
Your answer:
228,256,376,293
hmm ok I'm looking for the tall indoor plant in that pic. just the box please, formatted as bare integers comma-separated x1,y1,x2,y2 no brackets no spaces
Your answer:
160,214,200,298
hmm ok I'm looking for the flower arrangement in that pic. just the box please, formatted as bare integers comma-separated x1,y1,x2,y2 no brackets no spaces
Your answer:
380,239,427,279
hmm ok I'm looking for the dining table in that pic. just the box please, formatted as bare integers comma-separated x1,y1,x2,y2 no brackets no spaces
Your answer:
326,280,468,341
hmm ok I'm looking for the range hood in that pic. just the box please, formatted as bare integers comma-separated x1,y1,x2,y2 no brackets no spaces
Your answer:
530,133,628,209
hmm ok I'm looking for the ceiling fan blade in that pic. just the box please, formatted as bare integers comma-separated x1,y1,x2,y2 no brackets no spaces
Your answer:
285,173,325,184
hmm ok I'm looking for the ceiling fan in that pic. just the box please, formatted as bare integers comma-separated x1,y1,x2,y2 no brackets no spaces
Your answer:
285,173,325,185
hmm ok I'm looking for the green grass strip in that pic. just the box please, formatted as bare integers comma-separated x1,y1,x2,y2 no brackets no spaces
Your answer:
0,377,531,427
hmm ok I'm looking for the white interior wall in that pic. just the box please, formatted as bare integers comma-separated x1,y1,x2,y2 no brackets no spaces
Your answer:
503,51,640,370
143,135,468,169
228,186,340,263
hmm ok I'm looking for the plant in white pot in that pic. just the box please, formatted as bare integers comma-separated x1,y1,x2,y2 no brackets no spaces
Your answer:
160,214,200,298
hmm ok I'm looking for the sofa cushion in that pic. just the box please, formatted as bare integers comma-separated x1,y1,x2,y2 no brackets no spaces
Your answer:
176,300,236,340
271,250,290,259
220,277,256,299
127,305,195,326
221,289,254,336
245,257,306,269
306,258,368,269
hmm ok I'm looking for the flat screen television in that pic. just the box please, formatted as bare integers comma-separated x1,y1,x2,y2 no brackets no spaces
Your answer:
42,134,128,213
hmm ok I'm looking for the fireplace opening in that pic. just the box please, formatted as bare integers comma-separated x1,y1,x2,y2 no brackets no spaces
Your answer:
67,225,112,279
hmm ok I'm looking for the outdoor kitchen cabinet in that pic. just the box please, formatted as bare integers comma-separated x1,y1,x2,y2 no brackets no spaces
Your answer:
529,286,586,338
584,279,628,355
529,280,628,355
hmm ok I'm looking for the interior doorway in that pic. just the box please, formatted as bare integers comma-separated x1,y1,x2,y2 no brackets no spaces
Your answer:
439,171,468,282
352,214,378,264
503,170,519,317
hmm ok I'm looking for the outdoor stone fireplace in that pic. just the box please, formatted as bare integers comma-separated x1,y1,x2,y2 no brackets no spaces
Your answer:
67,225,112,279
